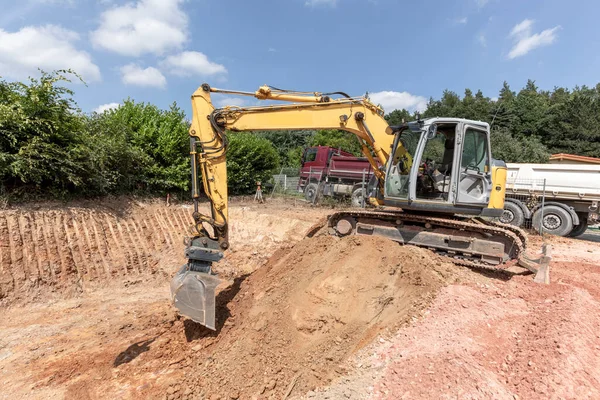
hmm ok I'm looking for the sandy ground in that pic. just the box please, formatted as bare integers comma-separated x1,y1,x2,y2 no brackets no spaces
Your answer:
0,198,599,400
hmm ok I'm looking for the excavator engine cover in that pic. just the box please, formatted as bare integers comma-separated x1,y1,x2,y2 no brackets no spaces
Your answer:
170,237,223,330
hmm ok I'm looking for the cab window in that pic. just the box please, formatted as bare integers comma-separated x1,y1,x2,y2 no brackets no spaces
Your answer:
461,129,489,172
303,148,317,163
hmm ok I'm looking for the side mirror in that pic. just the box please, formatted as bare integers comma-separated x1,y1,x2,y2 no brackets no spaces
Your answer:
427,124,437,139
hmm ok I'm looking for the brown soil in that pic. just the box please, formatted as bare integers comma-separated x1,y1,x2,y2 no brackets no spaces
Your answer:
168,235,461,400
0,199,319,304
1,198,599,400
308,235,600,400
0,201,191,303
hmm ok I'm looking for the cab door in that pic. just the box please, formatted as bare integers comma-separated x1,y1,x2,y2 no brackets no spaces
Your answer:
454,125,493,206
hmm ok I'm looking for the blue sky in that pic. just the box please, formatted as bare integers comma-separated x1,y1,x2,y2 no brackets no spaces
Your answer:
0,0,598,117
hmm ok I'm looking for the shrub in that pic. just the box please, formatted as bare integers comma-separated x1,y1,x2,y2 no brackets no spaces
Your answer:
226,133,280,195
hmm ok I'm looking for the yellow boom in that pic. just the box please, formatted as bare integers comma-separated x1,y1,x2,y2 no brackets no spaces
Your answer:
189,83,398,250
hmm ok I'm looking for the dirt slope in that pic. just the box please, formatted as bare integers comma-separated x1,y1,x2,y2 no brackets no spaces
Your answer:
0,200,319,304
0,203,190,302
164,235,462,399
308,247,600,400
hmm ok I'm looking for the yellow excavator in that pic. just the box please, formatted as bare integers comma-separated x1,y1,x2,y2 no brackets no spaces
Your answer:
170,83,541,330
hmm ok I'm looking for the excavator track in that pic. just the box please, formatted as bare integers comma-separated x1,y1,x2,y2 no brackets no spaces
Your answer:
309,210,533,274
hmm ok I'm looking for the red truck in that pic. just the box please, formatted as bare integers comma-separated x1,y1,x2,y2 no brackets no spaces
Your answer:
298,146,375,206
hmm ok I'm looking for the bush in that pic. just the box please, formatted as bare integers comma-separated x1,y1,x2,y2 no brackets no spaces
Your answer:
89,100,190,194
0,70,91,198
0,70,191,200
226,133,280,195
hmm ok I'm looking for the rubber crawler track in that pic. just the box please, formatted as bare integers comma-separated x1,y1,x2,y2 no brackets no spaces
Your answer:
319,210,529,273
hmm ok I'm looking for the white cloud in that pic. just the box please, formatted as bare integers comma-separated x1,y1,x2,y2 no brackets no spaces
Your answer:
510,19,534,37
91,0,187,57
0,25,101,82
476,0,488,8
478,34,487,47
508,19,560,59
369,91,427,113
120,64,166,88
94,102,120,113
491,97,499,102
305,0,337,7
160,51,226,77
456,17,468,24
268,47,277,52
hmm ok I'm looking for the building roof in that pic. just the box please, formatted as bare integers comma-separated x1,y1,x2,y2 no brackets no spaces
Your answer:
549,153,600,164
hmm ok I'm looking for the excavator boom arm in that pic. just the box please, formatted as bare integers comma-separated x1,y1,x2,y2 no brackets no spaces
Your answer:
189,83,397,248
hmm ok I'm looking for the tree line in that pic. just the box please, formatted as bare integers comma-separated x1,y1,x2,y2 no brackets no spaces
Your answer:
384,80,600,163
1,71,598,200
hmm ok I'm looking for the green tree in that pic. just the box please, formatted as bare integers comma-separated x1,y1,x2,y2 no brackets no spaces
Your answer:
0,70,93,197
490,128,550,163
385,109,413,126
256,130,314,166
311,129,362,155
512,79,549,136
540,85,600,157
90,99,190,193
226,132,280,195
491,81,516,130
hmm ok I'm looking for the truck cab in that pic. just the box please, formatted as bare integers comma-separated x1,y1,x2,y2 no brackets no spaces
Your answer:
298,146,375,205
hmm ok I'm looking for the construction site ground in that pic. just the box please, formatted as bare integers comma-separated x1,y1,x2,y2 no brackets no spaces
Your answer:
0,197,599,400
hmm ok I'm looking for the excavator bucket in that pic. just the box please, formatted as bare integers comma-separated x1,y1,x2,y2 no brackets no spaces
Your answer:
170,264,222,330
170,236,224,330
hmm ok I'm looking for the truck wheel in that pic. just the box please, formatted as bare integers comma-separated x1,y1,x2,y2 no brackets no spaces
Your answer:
351,188,365,207
568,220,589,237
499,202,525,227
532,205,574,237
304,183,319,203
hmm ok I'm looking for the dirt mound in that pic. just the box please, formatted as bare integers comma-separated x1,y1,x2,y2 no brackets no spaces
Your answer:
310,255,600,400
161,234,461,399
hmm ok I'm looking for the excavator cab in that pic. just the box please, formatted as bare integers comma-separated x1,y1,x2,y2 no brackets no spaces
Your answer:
383,118,504,218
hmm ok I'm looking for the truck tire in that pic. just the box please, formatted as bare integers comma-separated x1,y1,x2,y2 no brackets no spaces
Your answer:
568,220,589,237
499,201,525,227
304,183,319,203
351,188,365,207
532,205,574,237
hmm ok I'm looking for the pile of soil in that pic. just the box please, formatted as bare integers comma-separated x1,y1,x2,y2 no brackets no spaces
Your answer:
157,234,462,399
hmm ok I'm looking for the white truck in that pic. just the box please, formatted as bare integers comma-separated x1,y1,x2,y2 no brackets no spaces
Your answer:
499,163,600,237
